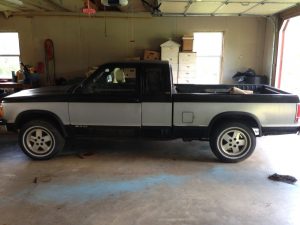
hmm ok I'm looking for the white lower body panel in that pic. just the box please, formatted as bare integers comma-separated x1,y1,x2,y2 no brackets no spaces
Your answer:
142,103,172,126
173,102,297,127
69,103,141,126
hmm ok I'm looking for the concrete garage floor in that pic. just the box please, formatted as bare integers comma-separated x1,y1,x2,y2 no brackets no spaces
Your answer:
0,134,299,225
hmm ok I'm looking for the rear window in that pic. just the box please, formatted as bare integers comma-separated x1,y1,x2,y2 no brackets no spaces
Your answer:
143,66,170,96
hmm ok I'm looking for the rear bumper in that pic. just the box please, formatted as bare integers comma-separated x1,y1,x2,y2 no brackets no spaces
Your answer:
262,126,300,136
0,119,7,133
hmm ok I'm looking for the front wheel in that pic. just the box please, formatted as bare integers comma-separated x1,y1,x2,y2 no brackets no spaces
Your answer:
210,122,256,163
18,120,65,160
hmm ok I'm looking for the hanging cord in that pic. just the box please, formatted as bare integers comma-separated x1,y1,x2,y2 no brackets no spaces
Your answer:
104,5,107,37
127,1,135,58
130,1,134,42
78,16,86,72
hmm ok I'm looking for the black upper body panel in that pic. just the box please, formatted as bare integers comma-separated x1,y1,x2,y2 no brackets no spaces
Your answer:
2,85,72,103
1,61,299,104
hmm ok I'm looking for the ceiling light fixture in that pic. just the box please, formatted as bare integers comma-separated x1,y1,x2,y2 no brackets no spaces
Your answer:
6,0,23,5
101,0,128,7
241,2,250,6
82,0,97,15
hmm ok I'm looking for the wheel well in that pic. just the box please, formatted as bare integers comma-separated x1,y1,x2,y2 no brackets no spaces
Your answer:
208,113,261,136
15,110,67,137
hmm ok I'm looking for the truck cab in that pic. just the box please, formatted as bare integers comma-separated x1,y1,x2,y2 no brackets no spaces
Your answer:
69,61,173,138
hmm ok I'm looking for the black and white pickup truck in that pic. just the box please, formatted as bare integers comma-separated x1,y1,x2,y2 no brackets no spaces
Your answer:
0,61,299,162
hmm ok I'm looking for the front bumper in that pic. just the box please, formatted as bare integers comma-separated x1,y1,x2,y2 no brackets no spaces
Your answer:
0,119,7,133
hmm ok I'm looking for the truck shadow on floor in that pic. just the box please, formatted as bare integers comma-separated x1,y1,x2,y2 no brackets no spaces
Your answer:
0,134,218,162
62,137,217,163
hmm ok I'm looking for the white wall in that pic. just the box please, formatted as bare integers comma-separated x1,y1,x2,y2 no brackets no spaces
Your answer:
0,15,269,84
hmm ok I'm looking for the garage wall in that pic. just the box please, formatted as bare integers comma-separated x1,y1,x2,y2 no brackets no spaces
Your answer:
0,15,268,84
262,17,276,83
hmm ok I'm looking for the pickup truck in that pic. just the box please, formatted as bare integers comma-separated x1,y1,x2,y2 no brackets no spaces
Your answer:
0,61,299,162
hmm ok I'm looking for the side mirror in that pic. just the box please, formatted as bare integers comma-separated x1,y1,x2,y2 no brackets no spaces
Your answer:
73,82,85,93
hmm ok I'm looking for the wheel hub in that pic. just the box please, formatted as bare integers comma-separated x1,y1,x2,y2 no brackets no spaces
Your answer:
25,127,54,155
219,128,249,156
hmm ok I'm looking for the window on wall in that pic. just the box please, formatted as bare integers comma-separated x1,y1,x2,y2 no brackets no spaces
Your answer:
193,32,223,84
0,32,20,79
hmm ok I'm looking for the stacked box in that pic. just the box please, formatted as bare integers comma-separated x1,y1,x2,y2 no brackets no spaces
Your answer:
144,50,160,60
182,36,194,52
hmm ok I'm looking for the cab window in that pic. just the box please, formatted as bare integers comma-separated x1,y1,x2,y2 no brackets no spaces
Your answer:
83,66,137,94
143,66,170,96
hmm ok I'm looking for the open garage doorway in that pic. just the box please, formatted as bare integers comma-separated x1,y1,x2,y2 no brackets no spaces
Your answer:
275,16,300,96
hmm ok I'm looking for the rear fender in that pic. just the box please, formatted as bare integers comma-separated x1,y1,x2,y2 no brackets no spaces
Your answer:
208,111,262,137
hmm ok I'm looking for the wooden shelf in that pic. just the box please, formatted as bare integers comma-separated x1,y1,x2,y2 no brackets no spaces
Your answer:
0,82,32,90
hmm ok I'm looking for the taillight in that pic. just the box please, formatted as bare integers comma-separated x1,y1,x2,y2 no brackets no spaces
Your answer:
296,103,300,123
0,103,3,118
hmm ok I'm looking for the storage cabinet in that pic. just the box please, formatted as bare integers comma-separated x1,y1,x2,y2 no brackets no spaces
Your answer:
160,40,180,84
178,52,196,84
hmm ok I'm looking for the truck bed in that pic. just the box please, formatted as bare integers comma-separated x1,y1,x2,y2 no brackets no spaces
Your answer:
175,84,289,94
173,84,299,103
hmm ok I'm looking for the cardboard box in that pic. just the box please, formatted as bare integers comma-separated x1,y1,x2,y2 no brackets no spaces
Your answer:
182,36,194,52
125,57,140,61
144,50,160,60
123,68,136,79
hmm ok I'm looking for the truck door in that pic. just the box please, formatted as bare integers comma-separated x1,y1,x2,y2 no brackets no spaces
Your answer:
141,64,173,137
68,63,141,136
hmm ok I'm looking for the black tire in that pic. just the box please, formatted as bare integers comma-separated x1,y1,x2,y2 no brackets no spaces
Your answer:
18,120,65,160
209,122,256,163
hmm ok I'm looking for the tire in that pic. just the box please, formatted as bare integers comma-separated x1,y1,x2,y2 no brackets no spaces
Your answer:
209,122,256,163
18,120,65,160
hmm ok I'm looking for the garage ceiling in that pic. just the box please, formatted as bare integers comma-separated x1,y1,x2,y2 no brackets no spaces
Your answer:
0,0,299,17
160,0,300,16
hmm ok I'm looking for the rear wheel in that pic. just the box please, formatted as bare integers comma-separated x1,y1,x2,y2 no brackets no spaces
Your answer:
19,120,65,160
210,122,256,163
